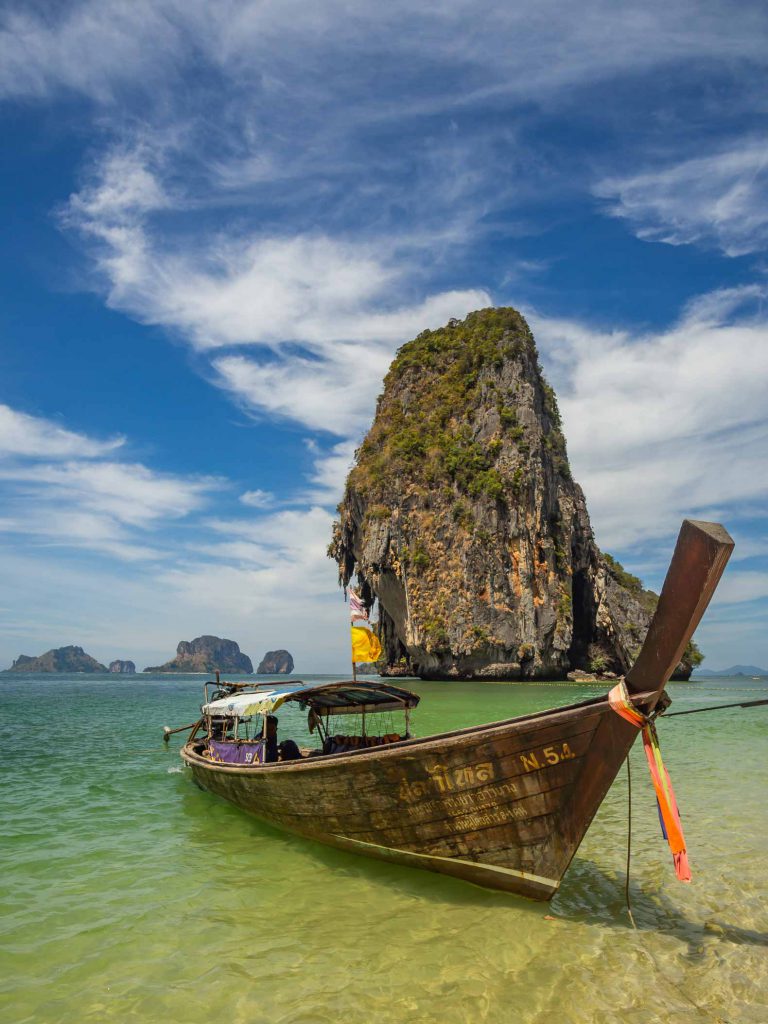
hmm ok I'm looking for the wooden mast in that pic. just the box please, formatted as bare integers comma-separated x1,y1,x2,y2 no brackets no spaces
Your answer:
625,519,734,706
561,519,734,863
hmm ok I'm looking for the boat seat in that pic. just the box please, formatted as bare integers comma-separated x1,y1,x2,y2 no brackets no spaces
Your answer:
323,733,402,754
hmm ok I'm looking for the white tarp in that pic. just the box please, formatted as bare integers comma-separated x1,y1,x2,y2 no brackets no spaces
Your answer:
203,684,307,718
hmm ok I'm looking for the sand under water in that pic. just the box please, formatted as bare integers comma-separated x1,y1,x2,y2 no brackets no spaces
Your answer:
1,673,766,1023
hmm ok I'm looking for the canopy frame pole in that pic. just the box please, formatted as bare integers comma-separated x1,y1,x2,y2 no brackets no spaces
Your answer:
316,714,328,745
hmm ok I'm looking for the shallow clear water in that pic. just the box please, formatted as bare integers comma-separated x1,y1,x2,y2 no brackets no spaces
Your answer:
1,673,766,1024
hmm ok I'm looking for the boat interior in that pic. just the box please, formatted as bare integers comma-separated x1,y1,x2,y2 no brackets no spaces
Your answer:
191,679,420,766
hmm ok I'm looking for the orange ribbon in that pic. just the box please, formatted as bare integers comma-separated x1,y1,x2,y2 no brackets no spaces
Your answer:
608,680,691,883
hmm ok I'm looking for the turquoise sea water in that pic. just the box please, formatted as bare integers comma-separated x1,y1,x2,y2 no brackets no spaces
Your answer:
1,673,766,1024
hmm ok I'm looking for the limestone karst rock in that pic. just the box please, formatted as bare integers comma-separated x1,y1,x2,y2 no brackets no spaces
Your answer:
144,636,253,674
330,307,699,681
108,660,136,674
256,650,294,674
7,645,108,673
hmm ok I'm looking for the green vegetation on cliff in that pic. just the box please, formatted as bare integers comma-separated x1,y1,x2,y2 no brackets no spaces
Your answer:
350,308,568,503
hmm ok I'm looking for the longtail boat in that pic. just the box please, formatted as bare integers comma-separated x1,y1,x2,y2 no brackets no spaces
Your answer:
176,519,733,900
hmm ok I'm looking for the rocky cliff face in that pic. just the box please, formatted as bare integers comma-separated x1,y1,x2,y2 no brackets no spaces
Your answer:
7,646,107,673
109,660,136,674
144,636,253,674
330,307,698,681
256,649,295,674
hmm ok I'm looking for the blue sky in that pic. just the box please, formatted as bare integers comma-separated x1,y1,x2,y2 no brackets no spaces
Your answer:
1,0,767,672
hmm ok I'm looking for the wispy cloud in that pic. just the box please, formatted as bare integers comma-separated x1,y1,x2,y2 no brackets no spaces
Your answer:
64,149,491,435
594,142,768,256
713,570,768,605
0,403,123,459
239,489,274,509
303,440,358,506
0,2,181,101
530,285,768,552
0,405,220,561
209,293,485,436
4,2,768,107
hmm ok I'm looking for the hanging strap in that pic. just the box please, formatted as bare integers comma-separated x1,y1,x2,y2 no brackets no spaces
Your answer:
608,679,691,883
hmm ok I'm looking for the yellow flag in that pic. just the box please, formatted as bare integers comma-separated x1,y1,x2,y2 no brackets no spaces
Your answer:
351,624,382,663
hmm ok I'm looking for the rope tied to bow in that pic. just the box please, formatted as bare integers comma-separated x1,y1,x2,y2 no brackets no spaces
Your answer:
608,679,691,883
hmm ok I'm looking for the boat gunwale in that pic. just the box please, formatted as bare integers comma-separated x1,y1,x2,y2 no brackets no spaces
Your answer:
180,687,657,776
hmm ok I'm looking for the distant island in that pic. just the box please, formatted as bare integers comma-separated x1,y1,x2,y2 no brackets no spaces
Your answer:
144,635,253,674
6,645,107,673
694,664,767,677
256,649,294,674
109,660,136,674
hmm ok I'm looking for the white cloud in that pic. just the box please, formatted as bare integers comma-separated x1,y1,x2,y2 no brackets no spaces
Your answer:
210,288,489,435
713,570,768,605
195,506,336,598
0,509,162,562
0,2,182,101
68,147,169,221
530,286,768,551
65,153,491,435
239,489,274,508
0,404,220,561
595,142,768,256
0,460,216,527
304,440,358,505
4,2,768,108
0,403,123,459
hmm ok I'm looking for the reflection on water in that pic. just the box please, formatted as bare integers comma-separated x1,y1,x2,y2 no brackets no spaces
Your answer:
0,673,766,1023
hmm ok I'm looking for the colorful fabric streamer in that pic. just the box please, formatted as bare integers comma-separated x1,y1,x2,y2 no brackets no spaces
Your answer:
351,624,382,664
349,590,369,621
608,679,691,883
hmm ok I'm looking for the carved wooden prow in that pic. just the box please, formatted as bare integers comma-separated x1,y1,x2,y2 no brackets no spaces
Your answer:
625,519,734,708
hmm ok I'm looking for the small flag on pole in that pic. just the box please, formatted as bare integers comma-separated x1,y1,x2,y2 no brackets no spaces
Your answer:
349,590,368,621
351,624,382,663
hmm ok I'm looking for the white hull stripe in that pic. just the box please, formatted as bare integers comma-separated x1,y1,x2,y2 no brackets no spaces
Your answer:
333,834,560,890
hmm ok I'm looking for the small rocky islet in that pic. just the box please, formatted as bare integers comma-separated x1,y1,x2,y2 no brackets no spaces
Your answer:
7,645,109,673
256,650,294,674
330,306,702,681
109,660,136,674
143,636,254,673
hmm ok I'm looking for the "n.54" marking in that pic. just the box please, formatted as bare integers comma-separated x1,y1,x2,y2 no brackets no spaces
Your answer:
519,742,576,772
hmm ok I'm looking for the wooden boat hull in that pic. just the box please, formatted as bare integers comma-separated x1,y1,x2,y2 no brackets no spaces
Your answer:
182,693,638,900
179,518,735,900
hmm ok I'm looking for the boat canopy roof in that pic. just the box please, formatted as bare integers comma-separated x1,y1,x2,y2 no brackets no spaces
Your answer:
202,679,420,718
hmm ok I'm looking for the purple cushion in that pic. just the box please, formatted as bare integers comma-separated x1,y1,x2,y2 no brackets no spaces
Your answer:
208,740,265,764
